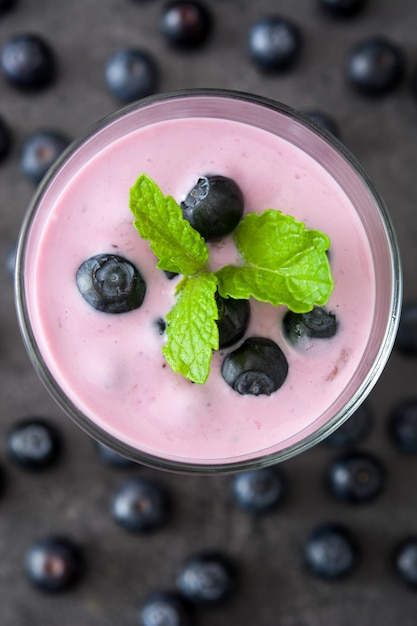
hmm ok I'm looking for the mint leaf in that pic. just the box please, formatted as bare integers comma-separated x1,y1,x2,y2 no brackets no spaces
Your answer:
162,271,219,384
129,173,209,276
216,210,333,313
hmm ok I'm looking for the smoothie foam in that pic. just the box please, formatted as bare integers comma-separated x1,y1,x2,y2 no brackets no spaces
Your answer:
22,112,376,466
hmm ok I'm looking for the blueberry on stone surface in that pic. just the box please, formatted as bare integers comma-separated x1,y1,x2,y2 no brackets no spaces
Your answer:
111,477,170,532
0,462,5,498
323,401,373,448
0,0,17,13
346,36,405,96
326,451,386,504
139,590,192,626
248,16,302,72
20,129,70,184
1,33,56,90
5,244,16,280
283,306,338,344
221,337,288,396
96,441,138,468
161,0,212,48
393,537,417,588
216,294,250,349
412,67,417,102
318,0,367,18
24,536,84,592
104,49,158,103
395,301,417,356
7,418,61,470
305,523,360,580
180,175,244,241
231,466,287,514
176,550,236,606
302,110,340,138
389,398,417,453
76,253,146,314
0,115,12,162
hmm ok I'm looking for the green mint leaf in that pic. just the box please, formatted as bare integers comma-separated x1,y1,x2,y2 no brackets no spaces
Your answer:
216,210,333,313
129,173,209,276
162,271,219,384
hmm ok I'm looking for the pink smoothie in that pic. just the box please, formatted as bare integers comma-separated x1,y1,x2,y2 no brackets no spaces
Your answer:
21,103,378,468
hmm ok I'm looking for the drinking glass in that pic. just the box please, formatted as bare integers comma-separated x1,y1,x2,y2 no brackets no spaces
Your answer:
15,90,402,473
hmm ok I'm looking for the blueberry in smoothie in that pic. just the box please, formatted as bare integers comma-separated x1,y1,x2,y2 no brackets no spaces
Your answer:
76,254,146,314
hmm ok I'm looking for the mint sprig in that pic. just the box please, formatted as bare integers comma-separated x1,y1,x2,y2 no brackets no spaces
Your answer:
130,173,208,276
129,174,334,384
216,209,333,313
163,272,219,384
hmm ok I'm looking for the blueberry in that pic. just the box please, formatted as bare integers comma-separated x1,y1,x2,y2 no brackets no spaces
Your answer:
176,550,236,606
161,1,212,48
412,67,417,102
24,536,84,592
318,0,367,17
76,253,146,314
0,0,17,12
326,451,386,504
248,16,302,73
20,129,70,184
231,466,287,514
1,33,56,90
95,441,138,468
216,294,250,349
346,36,405,97
0,114,12,162
7,418,62,470
323,401,373,448
301,110,340,138
5,244,16,279
0,462,5,498
139,590,192,626
180,175,244,241
111,478,170,532
104,49,158,104
395,302,417,356
154,317,167,336
305,523,360,580
283,306,338,344
393,537,417,588
389,399,417,453
222,337,288,396
164,270,179,280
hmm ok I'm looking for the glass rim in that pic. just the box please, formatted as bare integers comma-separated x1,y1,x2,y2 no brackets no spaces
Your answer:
14,88,402,474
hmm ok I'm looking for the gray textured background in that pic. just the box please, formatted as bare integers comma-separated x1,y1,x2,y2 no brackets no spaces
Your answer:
1,1,417,624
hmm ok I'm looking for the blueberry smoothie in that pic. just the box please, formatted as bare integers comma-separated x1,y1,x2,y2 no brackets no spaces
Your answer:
16,91,401,472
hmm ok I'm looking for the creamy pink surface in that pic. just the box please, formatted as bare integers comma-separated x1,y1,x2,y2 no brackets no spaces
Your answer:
25,117,375,463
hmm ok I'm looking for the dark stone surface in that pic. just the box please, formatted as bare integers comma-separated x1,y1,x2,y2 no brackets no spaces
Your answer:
0,1,416,624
